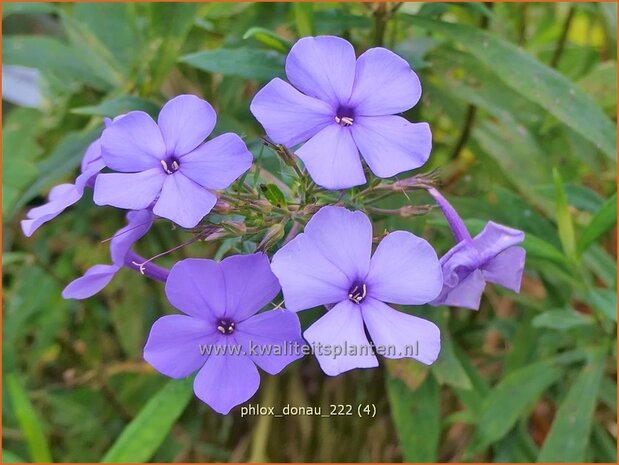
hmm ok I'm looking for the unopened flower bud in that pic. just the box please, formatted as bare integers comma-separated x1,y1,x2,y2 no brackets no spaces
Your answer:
257,223,285,251
399,204,433,217
221,220,247,235
212,199,233,215
391,173,439,191
250,199,273,213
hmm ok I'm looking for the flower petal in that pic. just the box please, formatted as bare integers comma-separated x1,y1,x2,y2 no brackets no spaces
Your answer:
271,233,350,311
250,78,334,147
80,138,105,173
472,221,525,263
304,206,372,282
285,35,356,106
218,253,281,321
153,173,217,228
236,309,305,375
21,184,81,237
157,95,217,156
296,124,365,189
432,268,486,310
361,298,441,365
94,169,165,210
303,299,378,376
193,349,260,414
428,188,472,243
143,315,218,378
352,116,431,178
348,47,422,116
110,209,155,266
61,264,119,300
482,246,526,292
165,258,226,320
179,133,252,190
100,111,165,171
366,231,442,305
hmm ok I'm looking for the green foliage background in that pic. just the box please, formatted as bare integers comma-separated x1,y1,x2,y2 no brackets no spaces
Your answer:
2,2,617,463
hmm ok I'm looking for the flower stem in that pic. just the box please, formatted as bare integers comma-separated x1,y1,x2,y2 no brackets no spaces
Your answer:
123,250,169,282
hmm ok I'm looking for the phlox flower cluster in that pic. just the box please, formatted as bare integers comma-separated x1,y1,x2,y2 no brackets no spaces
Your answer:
23,36,525,414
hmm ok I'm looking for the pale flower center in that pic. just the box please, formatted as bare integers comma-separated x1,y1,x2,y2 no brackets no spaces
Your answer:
216,319,235,335
348,281,367,304
335,106,355,127
160,156,180,175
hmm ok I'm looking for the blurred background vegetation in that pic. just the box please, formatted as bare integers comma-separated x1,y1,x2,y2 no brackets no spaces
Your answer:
2,2,617,463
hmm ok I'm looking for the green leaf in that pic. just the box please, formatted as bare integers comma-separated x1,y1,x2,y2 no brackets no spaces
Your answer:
260,183,287,208
431,330,472,390
2,449,26,463
60,12,126,88
532,308,594,330
582,245,617,288
180,48,284,80
386,374,440,462
2,108,43,219
598,376,617,411
591,423,617,463
148,3,201,89
72,96,160,118
6,374,53,463
73,3,140,72
3,36,111,91
586,288,617,322
412,17,617,160
243,27,291,53
553,168,577,263
2,2,56,17
102,378,193,463
578,193,616,255
292,3,314,36
471,360,564,452
599,3,617,43
537,349,606,462
577,62,617,114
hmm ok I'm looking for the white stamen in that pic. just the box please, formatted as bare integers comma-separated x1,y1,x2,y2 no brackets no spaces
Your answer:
335,116,354,126
348,283,367,304
171,160,179,171
217,325,226,334
160,159,173,175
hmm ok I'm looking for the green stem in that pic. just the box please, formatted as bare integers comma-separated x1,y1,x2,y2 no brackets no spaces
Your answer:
551,5,576,68
248,377,277,462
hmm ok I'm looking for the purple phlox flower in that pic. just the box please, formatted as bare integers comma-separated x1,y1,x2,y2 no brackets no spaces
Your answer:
250,35,431,190
144,253,304,414
21,138,106,237
270,206,443,376
62,209,161,299
94,94,253,228
428,188,526,310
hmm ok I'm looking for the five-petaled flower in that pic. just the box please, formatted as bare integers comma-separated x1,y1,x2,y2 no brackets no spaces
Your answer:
271,206,443,376
144,253,305,414
428,188,526,310
94,94,253,228
251,35,432,190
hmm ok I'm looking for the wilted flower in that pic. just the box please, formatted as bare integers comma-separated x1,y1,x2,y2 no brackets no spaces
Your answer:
271,206,443,376
144,253,304,414
21,139,105,237
428,188,526,310
251,35,431,190
62,209,160,299
94,94,253,228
